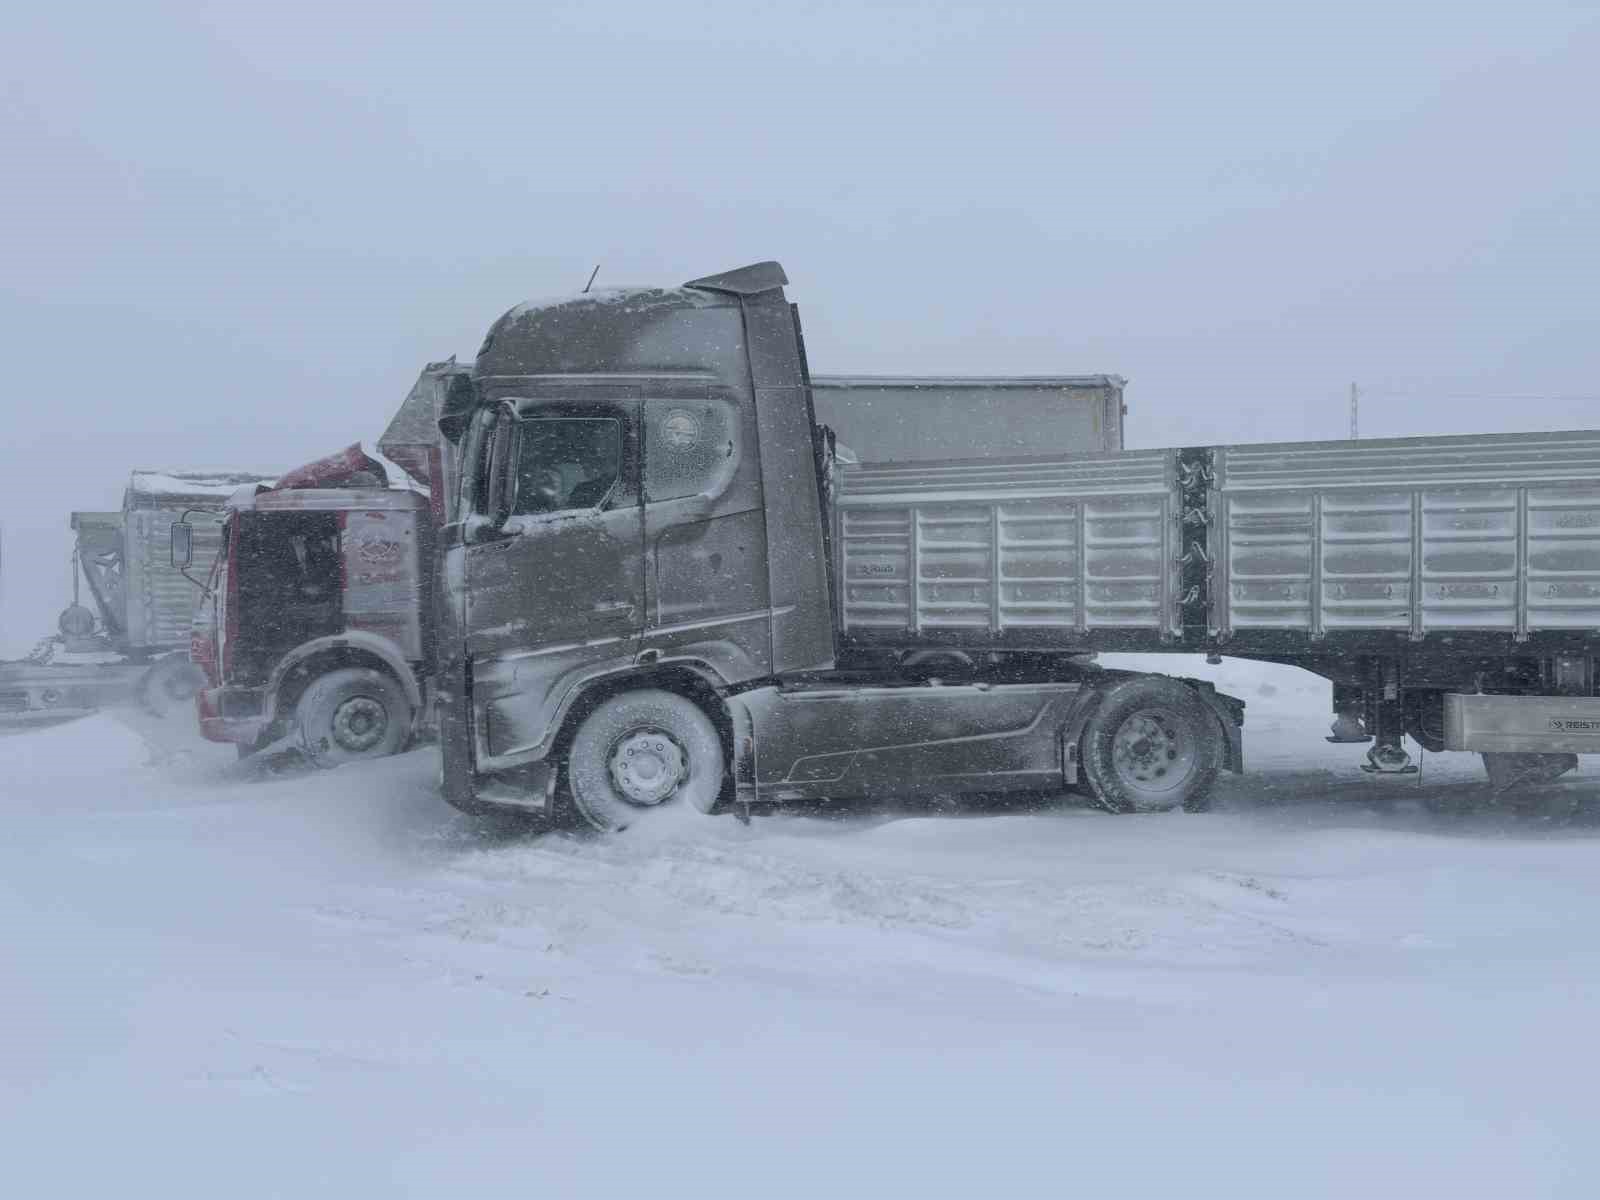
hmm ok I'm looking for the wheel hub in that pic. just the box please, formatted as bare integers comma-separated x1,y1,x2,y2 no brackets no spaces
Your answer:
330,695,388,753
1112,710,1191,789
608,727,687,807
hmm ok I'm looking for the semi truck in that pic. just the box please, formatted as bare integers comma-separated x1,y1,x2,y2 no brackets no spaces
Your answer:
176,361,469,763
433,261,1600,829
1,469,272,732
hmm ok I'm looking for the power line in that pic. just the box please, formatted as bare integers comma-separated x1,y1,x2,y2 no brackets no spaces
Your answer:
1361,389,1600,404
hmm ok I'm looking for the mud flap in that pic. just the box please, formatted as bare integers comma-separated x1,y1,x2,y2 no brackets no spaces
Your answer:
729,697,758,823
1058,690,1104,788
220,730,305,778
1194,686,1246,774
471,763,555,815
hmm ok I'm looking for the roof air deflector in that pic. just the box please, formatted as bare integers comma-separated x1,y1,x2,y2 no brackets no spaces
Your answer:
683,261,789,296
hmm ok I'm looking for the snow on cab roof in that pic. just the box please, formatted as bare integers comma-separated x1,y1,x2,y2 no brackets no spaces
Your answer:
127,469,278,501
497,284,712,326
812,375,1127,390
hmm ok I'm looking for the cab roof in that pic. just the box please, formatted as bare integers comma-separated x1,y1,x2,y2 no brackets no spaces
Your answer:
444,262,790,441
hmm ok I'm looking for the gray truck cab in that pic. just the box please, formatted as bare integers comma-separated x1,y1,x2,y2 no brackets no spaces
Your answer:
440,265,832,806
437,263,1238,827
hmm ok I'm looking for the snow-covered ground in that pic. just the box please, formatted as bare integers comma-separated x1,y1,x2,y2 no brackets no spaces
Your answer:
6,657,1600,1197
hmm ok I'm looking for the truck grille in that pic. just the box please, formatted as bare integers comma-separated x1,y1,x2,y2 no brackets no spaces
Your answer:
0,690,30,713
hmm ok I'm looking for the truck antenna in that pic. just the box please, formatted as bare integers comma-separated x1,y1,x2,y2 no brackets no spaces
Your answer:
583,264,601,294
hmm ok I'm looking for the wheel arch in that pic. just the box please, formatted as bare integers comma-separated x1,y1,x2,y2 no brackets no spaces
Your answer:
549,664,733,767
264,632,424,733
546,664,739,815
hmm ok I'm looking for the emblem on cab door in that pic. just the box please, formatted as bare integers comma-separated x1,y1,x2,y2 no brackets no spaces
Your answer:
663,409,701,449
356,537,404,565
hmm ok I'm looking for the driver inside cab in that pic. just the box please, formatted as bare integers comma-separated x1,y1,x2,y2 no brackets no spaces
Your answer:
516,420,621,514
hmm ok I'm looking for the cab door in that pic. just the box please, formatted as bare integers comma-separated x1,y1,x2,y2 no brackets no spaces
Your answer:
639,392,772,683
461,392,643,766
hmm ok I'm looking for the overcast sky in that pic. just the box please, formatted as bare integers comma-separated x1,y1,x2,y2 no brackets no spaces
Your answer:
2,1,1597,650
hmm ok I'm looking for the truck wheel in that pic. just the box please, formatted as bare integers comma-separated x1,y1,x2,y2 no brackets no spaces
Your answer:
139,653,206,718
293,667,411,767
566,689,725,832
1081,676,1222,814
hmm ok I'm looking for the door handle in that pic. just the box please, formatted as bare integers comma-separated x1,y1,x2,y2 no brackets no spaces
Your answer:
594,600,636,616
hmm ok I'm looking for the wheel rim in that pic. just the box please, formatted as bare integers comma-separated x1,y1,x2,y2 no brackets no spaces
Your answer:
330,695,388,754
607,726,687,807
1111,707,1198,797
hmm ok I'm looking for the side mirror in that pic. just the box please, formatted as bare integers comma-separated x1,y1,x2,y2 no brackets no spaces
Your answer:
170,521,194,569
486,408,518,527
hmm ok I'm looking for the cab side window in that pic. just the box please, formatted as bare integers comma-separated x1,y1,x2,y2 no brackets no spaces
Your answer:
644,399,738,503
512,418,622,515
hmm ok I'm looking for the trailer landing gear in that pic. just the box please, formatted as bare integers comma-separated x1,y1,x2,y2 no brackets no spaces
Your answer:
1356,675,1418,775
1362,742,1417,775
1327,712,1369,744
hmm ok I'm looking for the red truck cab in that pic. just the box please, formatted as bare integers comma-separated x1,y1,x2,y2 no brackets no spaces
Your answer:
189,445,434,763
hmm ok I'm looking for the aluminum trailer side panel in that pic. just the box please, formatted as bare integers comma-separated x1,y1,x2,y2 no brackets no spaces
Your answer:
1213,429,1600,642
836,428,1600,656
836,449,1179,641
811,376,1125,462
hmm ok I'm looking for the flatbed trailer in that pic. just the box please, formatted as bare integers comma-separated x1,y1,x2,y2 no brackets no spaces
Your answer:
836,431,1600,773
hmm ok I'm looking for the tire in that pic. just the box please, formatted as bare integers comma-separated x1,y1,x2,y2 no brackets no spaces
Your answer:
139,653,206,718
1405,691,1447,753
566,689,725,833
293,667,412,768
1080,676,1223,814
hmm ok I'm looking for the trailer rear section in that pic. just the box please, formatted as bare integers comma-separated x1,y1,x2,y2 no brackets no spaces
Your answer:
836,428,1600,781
2,470,272,734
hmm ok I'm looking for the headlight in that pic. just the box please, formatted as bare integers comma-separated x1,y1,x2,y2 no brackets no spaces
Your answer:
40,688,62,707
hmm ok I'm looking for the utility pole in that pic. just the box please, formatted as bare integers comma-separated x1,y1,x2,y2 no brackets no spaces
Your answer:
1349,382,1359,440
